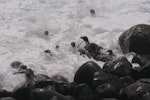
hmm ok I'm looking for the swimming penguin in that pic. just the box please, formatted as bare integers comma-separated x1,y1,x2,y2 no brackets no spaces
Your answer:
44,31,49,36
70,42,77,54
55,45,60,49
71,42,76,48
43,31,50,40
44,50,53,56
90,9,96,17
90,9,95,15
11,61,23,69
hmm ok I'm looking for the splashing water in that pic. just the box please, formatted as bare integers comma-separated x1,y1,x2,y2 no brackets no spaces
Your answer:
0,0,150,91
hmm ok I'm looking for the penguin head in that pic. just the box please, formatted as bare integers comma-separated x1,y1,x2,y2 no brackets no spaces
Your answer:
44,31,49,35
44,50,51,53
107,50,113,55
80,36,89,44
71,42,76,47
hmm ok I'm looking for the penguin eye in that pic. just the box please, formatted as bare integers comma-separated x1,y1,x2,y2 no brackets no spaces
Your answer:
26,83,31,87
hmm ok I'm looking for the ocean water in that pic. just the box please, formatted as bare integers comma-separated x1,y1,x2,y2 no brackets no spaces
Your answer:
0,0,150,91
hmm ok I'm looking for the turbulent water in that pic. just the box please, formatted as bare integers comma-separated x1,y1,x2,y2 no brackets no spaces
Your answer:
0,0,150,91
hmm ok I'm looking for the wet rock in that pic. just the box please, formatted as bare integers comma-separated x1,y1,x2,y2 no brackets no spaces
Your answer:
52,75,70,95
119,24,150,54
29,88,69,100
0,97,16,100
74,61,103,89
42,85,56,91
73,83,96,100
139,92,150,100
67,82,78,96
12,83,32,100
95,83,118,98
130,68,141,80
131,62,150,79
122,78,150,100
49,96,59,100
139,63,150,78
100,98,119,100
0,89,11,98
65,95,76,100
103,56,132,77
93,71,124,90
120,76,135,87
34,74,54,88
132,54,147,66
52,75,68,84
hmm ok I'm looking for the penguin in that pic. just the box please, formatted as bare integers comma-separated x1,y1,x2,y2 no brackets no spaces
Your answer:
70,42,77,54
94,49,117,62
12,68,35,100
90,9,96,17
44,50,53,56
44,31,49,36
79,36,103,58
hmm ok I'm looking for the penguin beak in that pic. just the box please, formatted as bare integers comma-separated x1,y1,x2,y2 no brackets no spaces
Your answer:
80,36,83,38
80,36,86,39
13,71,26,74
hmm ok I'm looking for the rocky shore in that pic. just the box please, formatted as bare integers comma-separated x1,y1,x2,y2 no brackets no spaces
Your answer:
1,24,150,100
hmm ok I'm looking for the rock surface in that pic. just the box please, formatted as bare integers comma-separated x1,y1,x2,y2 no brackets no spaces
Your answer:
103,56,132,77
119,24,150,54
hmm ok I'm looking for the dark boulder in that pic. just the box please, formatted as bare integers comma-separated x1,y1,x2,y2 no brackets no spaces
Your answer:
93,71,124,90
0,97,16,100
139,62,150,78
95,83,118,98
12,83,32,100
131,62,150,79
34,74,54,88
52,75,70,95
122,78,150,100
73,83,96,100
52,75,68,84
120,76,135,87
65,95,76,100
42,85,56,91
103,56,132,77
130,67,141,80
132,54,147,66
74,61,103,89
0,89,11,98
119,24,150,54
29,88,69,100
100,98,119,100
66,82,78,96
